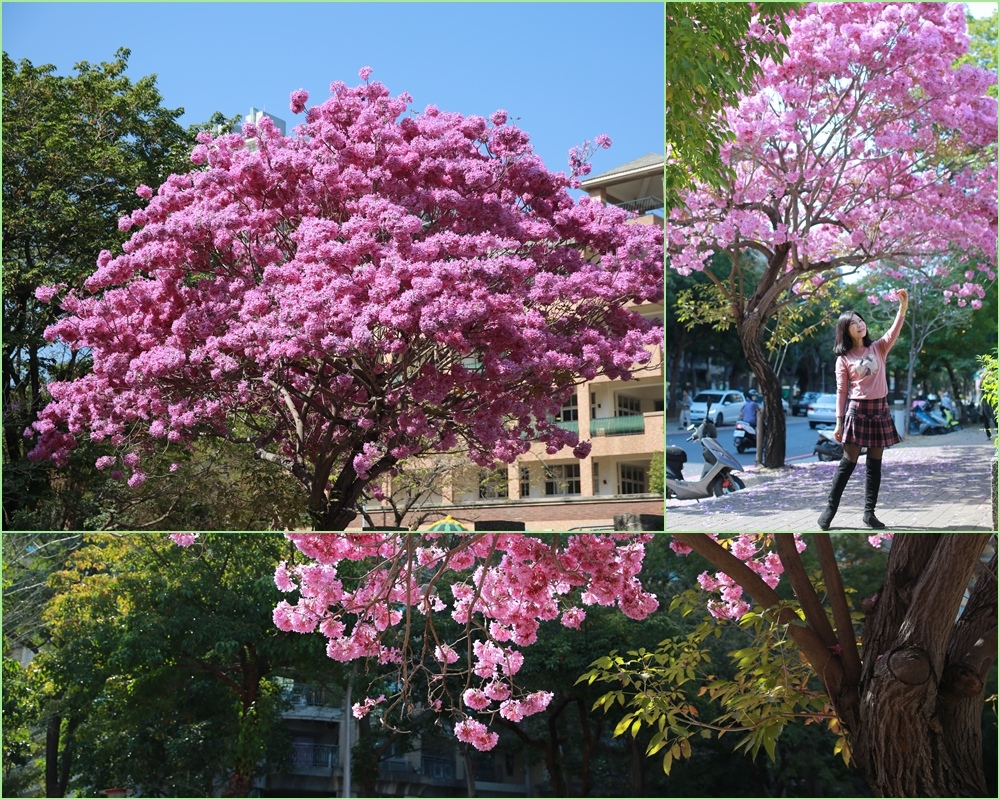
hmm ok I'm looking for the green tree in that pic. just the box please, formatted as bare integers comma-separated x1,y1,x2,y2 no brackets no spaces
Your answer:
29,533,336,797
2,49,197,525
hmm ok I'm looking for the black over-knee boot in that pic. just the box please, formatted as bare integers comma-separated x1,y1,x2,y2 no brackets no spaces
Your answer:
818,458,856,531
863,458,886,529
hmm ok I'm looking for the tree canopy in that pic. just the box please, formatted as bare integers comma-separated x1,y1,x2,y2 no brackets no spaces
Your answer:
26,70,663,530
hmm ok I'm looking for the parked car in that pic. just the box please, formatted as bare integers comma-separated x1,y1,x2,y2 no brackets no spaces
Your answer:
689,390,746,427
807,393,839,428
792,391,821,417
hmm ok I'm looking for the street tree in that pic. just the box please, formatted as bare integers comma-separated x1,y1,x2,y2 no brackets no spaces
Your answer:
27,69,663,530
2,49,198,524
664,2,998,466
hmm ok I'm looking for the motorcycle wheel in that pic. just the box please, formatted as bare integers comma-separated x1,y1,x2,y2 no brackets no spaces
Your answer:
711,475,744,497
736,443,746,454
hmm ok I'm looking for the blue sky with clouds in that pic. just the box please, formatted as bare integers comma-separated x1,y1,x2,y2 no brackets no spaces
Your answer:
1,2,665,181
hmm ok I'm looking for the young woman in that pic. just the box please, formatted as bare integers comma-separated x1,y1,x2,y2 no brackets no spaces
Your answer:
818,290,908,530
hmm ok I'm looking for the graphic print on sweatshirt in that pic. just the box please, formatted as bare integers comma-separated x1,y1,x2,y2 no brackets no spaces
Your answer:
853,352,879,378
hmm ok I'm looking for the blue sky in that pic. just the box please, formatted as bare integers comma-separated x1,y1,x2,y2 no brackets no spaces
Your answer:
1,2,664,182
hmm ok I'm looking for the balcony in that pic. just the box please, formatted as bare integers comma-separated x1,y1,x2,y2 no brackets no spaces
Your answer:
289,742,339,775
553,419,579,434
590,416,645,437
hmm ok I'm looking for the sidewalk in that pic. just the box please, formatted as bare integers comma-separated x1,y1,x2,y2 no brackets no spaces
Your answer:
666,426,997,532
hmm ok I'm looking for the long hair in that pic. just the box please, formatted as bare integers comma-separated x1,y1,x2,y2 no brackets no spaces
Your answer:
833,310,873,356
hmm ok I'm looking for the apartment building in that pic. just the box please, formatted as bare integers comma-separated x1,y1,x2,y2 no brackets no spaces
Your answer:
259,678,539,797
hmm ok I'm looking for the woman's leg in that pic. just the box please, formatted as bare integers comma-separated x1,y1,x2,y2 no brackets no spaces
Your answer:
819,442,861,530
863,446,886,529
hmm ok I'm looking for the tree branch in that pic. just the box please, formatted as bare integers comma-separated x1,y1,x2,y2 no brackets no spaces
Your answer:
813,534,863,685
671,534,845,698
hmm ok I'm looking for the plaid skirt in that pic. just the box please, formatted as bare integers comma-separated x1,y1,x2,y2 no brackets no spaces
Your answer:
843,397,900,448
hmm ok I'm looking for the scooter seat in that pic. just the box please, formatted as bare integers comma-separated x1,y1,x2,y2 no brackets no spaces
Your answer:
665,445,687,461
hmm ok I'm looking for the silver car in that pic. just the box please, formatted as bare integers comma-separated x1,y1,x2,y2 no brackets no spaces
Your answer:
807,393,839,429
689,390,746,427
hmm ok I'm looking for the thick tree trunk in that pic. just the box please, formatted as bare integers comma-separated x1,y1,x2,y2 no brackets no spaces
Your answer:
848,534,994,796
737,311,786,466
675,533,996,798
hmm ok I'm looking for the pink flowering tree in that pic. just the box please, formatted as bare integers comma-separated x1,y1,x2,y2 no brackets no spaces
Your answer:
167,530,995,794
583,533,996,797
27,69,662,529
665,2,998,466
173,531,658,756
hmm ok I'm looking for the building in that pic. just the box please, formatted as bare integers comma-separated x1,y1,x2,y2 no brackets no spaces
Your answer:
259,678,540,797
362,155,665,532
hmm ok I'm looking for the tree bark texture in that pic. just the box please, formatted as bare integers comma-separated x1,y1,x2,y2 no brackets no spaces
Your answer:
736,300,787,467
673,533,997,797
847,534,995,796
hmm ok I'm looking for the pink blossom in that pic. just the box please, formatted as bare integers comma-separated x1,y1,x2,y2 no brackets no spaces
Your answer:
663,3,996,311
352,694,385,719
168,533,199,547
26,74,662,527
34,284,64,303
454,719,499,751
462,689,491,711
290,89,309,114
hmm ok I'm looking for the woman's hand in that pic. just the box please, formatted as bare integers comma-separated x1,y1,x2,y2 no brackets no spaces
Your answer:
833,423,844,443
897,288,908,305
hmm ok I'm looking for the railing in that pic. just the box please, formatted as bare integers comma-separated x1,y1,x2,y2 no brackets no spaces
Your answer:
590,416,645,437
421,754,456,780
290,743,339,772
612,196,663,214
553,419,579,434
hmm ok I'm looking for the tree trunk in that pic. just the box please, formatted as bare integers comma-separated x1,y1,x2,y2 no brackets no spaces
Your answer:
848,534,994,796
463,745,479,797
737,310,786,466
45,713,78,798
675,532,996,797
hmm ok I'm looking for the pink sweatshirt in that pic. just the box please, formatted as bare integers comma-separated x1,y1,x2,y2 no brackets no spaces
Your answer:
836,305,906,419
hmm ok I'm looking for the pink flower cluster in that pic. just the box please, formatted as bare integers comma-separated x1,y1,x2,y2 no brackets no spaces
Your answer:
671,534,894,620
168,532,200,547
271,532,657,749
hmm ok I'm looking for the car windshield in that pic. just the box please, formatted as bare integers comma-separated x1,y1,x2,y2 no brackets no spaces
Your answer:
694,393,723,402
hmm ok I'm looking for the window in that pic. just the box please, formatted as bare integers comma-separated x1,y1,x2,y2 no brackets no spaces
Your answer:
559,395,579,422
545,464,581,496
620,465,647,494
616,396,642,416
519,466,531,498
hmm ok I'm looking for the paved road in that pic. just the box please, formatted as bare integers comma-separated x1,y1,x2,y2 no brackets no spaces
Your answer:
667,415,833,478
666,425,997,533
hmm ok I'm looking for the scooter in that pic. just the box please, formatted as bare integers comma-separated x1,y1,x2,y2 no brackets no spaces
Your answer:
926,399,961,432
910,400,947,435
813,429,843,461
665,420,746,500
733,420,757,454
